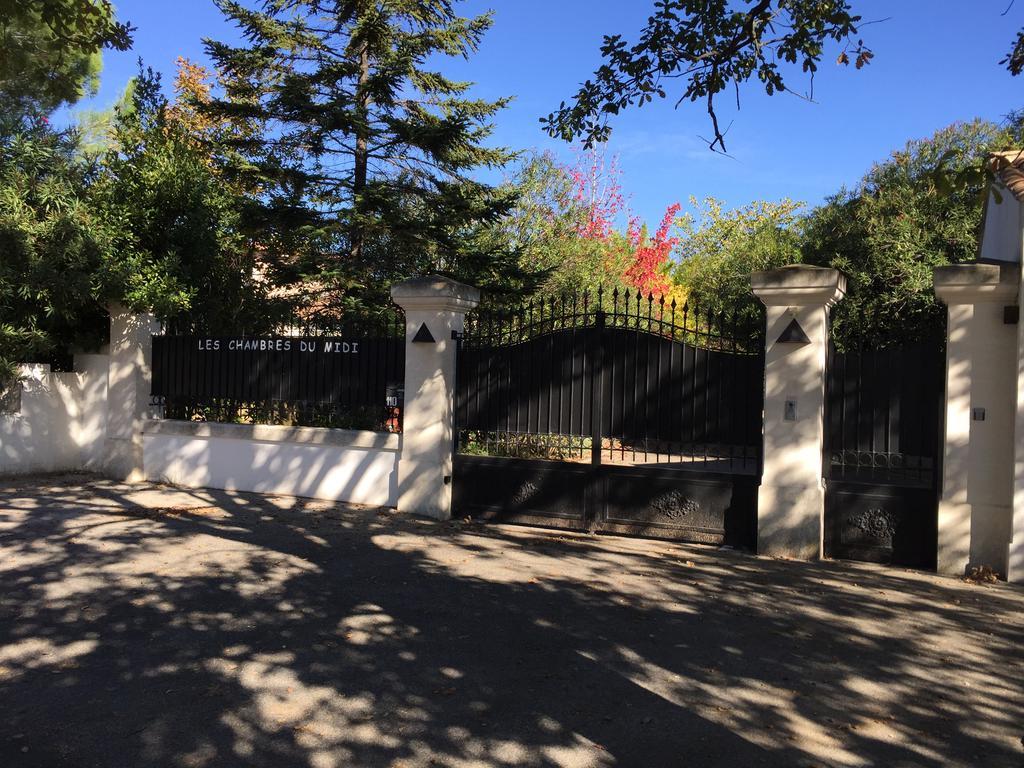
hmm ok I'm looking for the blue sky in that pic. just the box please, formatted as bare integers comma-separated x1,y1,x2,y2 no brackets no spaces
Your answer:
68,0,1023,227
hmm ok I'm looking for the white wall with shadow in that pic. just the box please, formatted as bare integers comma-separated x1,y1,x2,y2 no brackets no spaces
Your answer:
142,422,400,507
0,356,110,476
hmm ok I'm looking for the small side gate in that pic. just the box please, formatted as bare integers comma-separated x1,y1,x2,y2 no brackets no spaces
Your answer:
823,340,945,568
452,291,764,548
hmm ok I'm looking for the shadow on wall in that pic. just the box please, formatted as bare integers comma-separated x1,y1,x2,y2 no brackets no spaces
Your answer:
0,476,1021,767
0,358,110,476
145,430,400,508
0,378,20,414
0,367,54,474
758,317,828,554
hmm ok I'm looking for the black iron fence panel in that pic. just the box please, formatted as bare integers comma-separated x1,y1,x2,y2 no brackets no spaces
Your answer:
599,327,763,471
455,325,594,461
455,289,765,472
452,455,759,548
823,339,945,569
459,288,762,350
453,288,764,547
151,313,405,431
824,341,945,487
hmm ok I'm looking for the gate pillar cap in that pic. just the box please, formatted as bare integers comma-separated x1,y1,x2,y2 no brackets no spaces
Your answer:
391,274,481,313
751,265,846,307
933,263,1020,305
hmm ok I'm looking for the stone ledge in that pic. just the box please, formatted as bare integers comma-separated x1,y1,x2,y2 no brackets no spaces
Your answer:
391,274,481,313
934,263,1020,304
143,420,401,451
751,265,847,307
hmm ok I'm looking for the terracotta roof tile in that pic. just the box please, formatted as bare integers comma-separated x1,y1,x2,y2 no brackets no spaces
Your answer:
990,150,1024,202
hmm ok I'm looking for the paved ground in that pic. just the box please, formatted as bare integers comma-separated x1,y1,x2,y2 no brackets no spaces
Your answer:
0,474,1022,768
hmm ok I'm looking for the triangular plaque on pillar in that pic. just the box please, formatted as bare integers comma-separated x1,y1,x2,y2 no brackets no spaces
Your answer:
412,322,435,344
776,318,810,344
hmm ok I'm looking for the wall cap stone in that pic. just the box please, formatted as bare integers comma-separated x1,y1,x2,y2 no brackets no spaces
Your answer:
391,274,481,313
143,419,401,451
934,263,1020,304
750,265,847,307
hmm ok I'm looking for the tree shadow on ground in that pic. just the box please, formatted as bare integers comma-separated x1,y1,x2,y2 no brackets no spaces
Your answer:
0,475,1022,768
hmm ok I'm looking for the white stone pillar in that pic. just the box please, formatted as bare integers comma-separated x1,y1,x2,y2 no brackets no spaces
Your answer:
391,275,480,519
1013,268,1024,584
751,266,846,559
934,264,1019,576
105,304,162,482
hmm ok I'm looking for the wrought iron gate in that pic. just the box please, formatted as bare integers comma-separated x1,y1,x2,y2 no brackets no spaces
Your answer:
453,290,764,548
823,340,945,568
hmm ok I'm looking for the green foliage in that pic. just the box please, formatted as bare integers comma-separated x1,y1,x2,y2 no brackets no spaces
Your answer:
496,153,579,269
666,118,1024,349
0,0,133,112
0,113,112,380
543,0,869,152
0,60,277,381
671,196,803,329
1002,28,1024,75
73,79,135,160
545,2,1024,154
93,66,274,333
802,118,1023,348
538,229,634,298
202,0,530,310
490,151,635,298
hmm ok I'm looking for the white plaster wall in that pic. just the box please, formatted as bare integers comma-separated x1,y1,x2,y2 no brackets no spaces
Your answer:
68,354,111,471
142,424,400,507
936,264,1020,577
0,365,58,474
0,357,110,476
979,188,1022,264
1011,208,1024,583
751,266,845,560
965,302,1017,573
757,303,830,559
105,307,161,481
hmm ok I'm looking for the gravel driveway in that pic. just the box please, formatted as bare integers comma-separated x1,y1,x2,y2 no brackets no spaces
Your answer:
0,473,1022,768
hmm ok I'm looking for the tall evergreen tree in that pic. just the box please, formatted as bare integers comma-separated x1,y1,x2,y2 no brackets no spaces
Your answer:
0,0,133,113
203,0,529,308
93,64,276,334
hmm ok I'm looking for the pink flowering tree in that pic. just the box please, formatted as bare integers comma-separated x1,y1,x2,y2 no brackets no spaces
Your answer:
559,147,682,298
503,146,682,300
565,149,628,241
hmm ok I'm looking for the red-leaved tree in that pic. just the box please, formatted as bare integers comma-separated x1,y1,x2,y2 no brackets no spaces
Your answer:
623,202,682,296
529,146,681,297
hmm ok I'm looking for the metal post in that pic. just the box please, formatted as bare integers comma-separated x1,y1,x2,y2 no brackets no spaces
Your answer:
591,309,606,467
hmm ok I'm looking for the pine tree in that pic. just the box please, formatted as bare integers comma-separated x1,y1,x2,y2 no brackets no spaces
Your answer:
0,0,133,113
203,0,530,308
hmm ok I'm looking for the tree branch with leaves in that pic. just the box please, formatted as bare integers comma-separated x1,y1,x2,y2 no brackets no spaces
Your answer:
542,0,870,153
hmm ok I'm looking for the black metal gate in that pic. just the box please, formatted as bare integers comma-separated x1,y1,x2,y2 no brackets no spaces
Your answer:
453,290,764,548
823,340,945,568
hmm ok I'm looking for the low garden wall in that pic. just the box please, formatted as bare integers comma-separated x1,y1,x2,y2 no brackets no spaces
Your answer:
141,420,400,507
0,356,109,476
